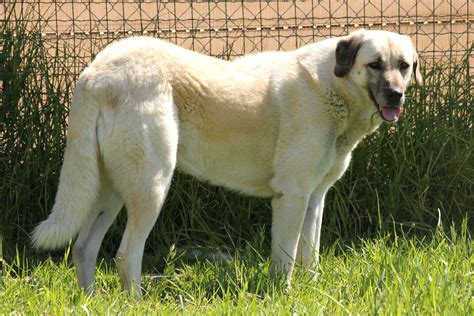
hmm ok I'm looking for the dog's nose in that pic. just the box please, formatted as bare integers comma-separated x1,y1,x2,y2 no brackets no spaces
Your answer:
384,88,403,106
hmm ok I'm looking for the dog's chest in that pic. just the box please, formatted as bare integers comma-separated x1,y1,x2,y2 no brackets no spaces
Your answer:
322,87,382,152
322,89,351,136
335,108,382,154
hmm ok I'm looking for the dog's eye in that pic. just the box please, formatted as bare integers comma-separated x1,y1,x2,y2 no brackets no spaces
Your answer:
368,62,382,70
399,61,410,70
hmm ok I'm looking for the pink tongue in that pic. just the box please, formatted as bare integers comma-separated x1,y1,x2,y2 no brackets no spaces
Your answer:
381,107,401,122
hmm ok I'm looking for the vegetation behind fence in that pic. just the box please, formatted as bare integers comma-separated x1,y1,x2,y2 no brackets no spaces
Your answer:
0,1,472,259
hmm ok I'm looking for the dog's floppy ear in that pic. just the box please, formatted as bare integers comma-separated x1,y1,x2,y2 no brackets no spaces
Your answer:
334,32,364,78
413,52,423,86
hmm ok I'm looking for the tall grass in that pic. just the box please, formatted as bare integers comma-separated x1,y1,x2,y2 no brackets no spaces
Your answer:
1,3,472,261
1,5,72,259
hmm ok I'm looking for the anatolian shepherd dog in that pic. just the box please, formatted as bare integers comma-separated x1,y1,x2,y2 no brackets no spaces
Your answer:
33,29,423,296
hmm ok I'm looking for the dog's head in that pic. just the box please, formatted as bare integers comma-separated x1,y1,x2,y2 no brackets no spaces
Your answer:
334,29,423,122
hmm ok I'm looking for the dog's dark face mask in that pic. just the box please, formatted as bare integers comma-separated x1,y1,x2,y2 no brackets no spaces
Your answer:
334,31,423,122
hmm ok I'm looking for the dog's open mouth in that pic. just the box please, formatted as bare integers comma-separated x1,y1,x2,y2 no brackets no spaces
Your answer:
368,90,402,122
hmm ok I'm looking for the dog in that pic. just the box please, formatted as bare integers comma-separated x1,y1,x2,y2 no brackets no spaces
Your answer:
33,29,422,296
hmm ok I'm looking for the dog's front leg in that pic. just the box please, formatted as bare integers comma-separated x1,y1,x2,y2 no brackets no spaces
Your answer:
270,191,310,283
296,187,329,271
296,152,353,275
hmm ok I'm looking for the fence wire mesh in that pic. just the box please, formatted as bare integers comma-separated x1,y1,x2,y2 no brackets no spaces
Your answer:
1,1,472,78
0,1,472,254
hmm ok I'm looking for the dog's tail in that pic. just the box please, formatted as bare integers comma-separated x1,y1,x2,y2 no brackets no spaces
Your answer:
32,73,102,250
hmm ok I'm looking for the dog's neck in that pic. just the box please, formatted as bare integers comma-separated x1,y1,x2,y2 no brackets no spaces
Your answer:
329,77,383,151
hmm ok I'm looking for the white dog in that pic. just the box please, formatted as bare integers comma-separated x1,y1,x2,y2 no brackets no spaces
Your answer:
33,29,422,295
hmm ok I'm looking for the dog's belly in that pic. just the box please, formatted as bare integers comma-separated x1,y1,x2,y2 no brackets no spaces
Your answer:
176,123,276,197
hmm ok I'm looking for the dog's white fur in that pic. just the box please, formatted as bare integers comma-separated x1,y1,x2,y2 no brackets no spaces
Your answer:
33,29,421,295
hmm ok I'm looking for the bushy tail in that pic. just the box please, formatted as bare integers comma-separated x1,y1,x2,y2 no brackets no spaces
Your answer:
32,78,101,250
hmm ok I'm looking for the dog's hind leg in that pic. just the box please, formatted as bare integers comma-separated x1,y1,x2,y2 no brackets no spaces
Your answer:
103,90,178,297
114,142,176,296
72,173,123,294
115,172,174,297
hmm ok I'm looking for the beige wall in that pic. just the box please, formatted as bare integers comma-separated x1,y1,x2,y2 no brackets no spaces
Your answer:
2,1,471,73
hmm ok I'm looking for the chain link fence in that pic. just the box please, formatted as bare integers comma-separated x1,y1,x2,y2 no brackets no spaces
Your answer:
0,1,472,255
1,1,472,77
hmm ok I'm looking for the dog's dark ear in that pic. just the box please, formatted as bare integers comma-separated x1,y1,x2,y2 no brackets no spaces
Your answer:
334,33,364,78
413,52,423,86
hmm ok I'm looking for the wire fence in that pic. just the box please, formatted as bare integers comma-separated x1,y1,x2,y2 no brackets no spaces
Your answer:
1,1,472,78
0,1,472,255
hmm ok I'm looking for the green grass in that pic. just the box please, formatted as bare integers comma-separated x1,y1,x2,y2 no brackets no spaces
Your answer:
1,223,472,314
